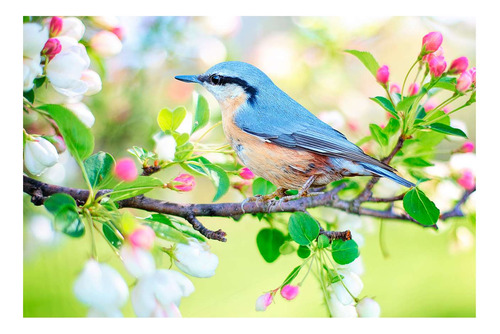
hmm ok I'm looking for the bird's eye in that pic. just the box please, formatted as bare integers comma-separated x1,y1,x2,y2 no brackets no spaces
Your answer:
209,74,222,85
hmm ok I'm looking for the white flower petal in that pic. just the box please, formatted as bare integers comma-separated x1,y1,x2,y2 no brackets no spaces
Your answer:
60,17,85,41
174,239,219,278
23,23,48,58
329,269,363,305
356,298,381,317
65,102,95,128
328,294,358,318
121,244,156,279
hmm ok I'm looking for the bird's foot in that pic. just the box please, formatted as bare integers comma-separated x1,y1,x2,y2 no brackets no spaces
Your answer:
240,188,287,213
266,190,324,212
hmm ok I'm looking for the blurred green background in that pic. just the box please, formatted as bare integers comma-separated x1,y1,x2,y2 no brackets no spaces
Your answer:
23,16,475,317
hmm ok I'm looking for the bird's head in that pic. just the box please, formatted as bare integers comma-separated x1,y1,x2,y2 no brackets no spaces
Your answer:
175,61,273,107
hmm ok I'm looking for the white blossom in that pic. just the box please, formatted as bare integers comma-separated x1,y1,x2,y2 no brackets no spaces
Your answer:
23,23,48,91
120,244,156,279
65,102,95,128
24,137,59,176
81,70,102,96
174,239,219,278
154,133,177,161
327,294,358,318
356,298,381,317
59,17,85,41
328,269,364,305
90,30,123,58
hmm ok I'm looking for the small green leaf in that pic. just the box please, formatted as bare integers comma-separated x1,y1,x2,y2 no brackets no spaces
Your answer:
252,177,277,196
370,96,398,118
174,142,194,162
44,193,77,215
331,239,359,265
144,221,189,244
465,91,476,106
84,152,115,190
317,234,330,249
425,76,457,92
282,265,301,287
369,123,389,146
345,49,380,77
157,108,173,132
427,123,468,138
256,228,285,263
383,117,401,137
54,207,85,237
109,176,164,201
174,133,190,146
23,89,35,104
171,107,187,131
396,95,418,113
187,157,230,202
279,241,296,255
403,188,440,226
288,212,320,246
102,224,122,248
402,157,434,167
297,245,311,259
192,94,210,134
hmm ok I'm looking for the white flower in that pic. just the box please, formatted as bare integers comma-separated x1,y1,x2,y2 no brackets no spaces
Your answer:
120,244,156,279
73,259,129,314
174,239,219,278
131,269,194,317
81,70,102,96
356,298,381,317
23,23,48,58
24,137,59,176
90,30,122,58
340,256,365,276
59,17,85,41
449,152,476,174
92,16,120,30
327,294,358,318
328,269,364,305
23,55,42,91
46,43,90,97
154,133,177,161
65,102,95,128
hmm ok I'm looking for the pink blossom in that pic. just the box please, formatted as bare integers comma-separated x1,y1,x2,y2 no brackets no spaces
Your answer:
456,71,473,92
170,173,195,192
111,26,124,40
461,141,475,153
424,98,438,112
442,106,451,114
421,32,443,54
129,225,156,250
448,57,469,75
408,83,419,96
232,179,252,191
114,158,138,182
389,83,401,94
49,16,63,37
457,169,475,190
428,55,447,78
280,285,299,300
468,67,476,85
42,38,62,61
239,167,255,180
422,46,444,63
255,292,273,311
376,65,389,85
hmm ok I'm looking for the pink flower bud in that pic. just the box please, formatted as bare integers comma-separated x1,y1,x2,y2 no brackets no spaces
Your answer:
280,285,299,300
114,158,138,182
422,46,444,62
129,225,156,250
49,16,63,37
170,173,195,192
468,67,476,85
111,26,124,40
428,55,447,78
408,83,419,96
239,167,255,180
389,83,401,94
448,57,469,75
456,71,472,93
442,106,451,114
461,141,475,153
421,31,443,54
42,38,62,61
232,179,252,191
255,292,273,311
423,98,438,112
376,65,389,85
457,169,475,190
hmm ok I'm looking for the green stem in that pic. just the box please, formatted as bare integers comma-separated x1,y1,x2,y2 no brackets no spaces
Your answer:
423,94,458,122
193,121,222,144
400,59,420,101
323,250,360,303
83,209,98,260
77,160,95,207
314,253,333,317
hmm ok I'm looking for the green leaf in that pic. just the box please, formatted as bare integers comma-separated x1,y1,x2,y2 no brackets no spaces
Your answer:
279,241,296,255
187,157,230,202
38,105,94,162
345,49,380,77
369,123,388,146
54,207,85,237
256,228,285,263
102,224,122,248
174,142,194,162
425,76,457,92
396,95,419,113
23,89,35,104
144,221,189,244
174,133,190,147
44,193,77,215
282,265,301,287
171,107,187,131
297,245,311,259
465,91,476,106
109,176,164,201
192,94,210,134
252,177,277,196
402,157,434,167
370,96,398,118
317,234,330,249
145,214,205,242
427,123,468,138
331,239,360,265
157,108,173,132
84,152,115,190
403,188,440,226
383,117,401,137
288,212,320,246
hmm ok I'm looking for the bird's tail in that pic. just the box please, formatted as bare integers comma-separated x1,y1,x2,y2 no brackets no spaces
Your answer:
360,162,415,188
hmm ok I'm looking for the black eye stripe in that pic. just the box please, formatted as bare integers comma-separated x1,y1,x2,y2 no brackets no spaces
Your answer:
201,74,258,105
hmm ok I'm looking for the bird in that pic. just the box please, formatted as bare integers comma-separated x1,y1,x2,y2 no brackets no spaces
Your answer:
175,61,414,201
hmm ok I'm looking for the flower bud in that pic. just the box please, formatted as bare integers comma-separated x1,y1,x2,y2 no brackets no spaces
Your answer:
111,26,125,40
468,67,476,85
280,285,299,300
169,173,196,192
456,71,472,93
42,38,62,61
389,83,401,94
329,269,363,305
448,57,469,75
422,46,444,63
428,55,447,78
174,239,219,278
423,98,438,112
90,30,123,58
239,167,255,180
356,298,381,317
114,158,138,182
376,65,389,85
408,83,419,96
327,294,358,318
24,137,59,176
461,141,475,153
255,292,273,311
49,16,63,37
59,17,85,41
129,225,156,250
421,31,443,54
457,169,475,190
80,70,102,96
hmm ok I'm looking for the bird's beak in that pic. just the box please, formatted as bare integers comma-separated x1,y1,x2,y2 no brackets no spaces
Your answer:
174,75,201,84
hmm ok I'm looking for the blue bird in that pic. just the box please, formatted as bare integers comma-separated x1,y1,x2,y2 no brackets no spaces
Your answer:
175,61,414,200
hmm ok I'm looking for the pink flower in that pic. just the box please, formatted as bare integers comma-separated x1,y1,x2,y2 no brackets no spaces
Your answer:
42,38,62,61
129,225,156,250
468,67,476,85
456,71,473,92
114,158,138,182
239,167,255,180
111,26,124,40
442,106,451,114
389,83,401,94
255,292,273,311
170,173,196,192
232,179,252,191
408,83,419,96
448,57,469,75
428,55,447,78
461,141,475,153
280,285,299,300
376,65,389,85
457,169,475,190
421,32,443,54
424,98,438,112
422,46,444,62
49,16,63,37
